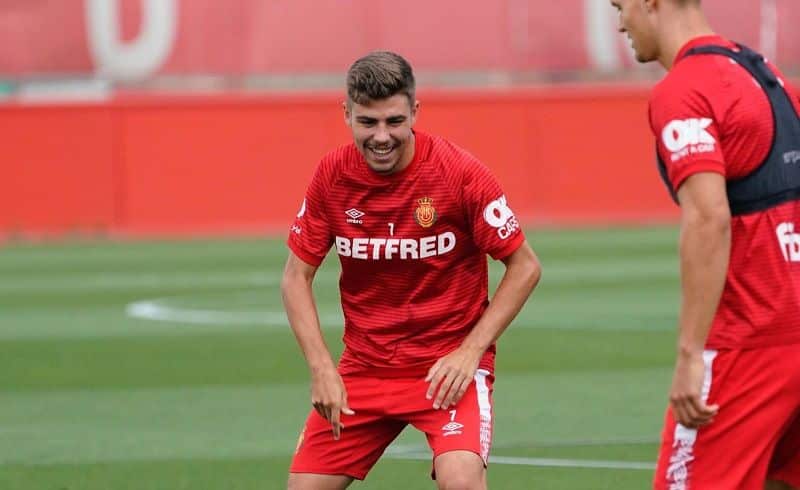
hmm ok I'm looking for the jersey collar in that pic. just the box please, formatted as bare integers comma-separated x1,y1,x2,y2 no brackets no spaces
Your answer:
674,35,732,66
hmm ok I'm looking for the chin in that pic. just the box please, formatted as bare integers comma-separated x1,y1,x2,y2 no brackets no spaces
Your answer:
634,49,657,64
368,161,398,174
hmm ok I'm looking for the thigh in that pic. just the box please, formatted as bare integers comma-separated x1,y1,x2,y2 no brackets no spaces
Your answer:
404,369,494,466
654,347,800,490
290,376,406,481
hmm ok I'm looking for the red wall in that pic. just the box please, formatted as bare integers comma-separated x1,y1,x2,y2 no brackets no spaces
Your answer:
0,106,117,234
3,0,798,75
0,87,678,238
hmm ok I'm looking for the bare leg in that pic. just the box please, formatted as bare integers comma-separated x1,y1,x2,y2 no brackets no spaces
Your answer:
434,450,487,490
287,473,354,490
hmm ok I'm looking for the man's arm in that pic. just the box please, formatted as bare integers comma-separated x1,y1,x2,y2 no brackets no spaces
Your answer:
281,251,353,439
670,171,730,428
426,241,541,409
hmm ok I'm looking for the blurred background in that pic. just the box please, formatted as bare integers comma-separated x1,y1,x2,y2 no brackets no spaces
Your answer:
0,2,798,489
2,0,797,238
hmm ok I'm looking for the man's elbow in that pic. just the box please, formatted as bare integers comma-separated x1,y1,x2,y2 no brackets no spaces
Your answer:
684,204,731,237
527,254,542,292
515,247,542,293
280,263,306,300
280,270,295,305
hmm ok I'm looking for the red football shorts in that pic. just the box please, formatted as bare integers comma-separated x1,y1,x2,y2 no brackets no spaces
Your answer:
654,344,800,489
290,369,494,480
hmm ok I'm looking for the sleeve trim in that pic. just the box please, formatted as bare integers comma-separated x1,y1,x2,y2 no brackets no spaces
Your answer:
671,160,726,192
287,239,325,267
489,231,525,261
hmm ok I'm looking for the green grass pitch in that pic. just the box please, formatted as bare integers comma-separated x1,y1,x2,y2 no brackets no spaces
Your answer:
0,226,680,489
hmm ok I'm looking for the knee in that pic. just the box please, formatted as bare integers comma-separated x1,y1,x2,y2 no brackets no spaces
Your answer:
286,473,352,490
436,473,485,490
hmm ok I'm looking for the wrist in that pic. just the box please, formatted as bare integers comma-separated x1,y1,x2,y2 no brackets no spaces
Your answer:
308,357,336,375
459,339,488,357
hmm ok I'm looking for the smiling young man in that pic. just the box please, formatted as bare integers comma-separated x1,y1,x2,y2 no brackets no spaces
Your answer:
609,0,800,489
281,51,541,490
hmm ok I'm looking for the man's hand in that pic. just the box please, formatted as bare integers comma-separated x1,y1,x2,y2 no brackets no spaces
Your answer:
310,367,355,440
425,347,482,410
669,351,719,428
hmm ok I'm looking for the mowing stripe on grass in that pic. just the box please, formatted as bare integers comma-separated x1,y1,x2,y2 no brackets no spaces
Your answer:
2,255,676,295
123,294,674,331
386,451,656,471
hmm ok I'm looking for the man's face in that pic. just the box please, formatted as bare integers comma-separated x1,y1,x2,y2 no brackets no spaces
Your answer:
345,94,418,175
611,0,659,63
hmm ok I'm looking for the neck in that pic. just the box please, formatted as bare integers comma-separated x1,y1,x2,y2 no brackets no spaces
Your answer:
393,131,416,174
656,6,715,70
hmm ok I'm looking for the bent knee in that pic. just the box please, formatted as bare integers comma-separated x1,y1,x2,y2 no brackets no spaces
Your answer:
287,472,352,490
436,472,486,490
437,478,484,490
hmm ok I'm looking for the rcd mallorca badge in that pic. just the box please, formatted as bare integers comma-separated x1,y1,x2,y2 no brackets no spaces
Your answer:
414,197,437,228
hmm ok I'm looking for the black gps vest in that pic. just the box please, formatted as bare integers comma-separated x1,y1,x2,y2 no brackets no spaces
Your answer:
656,43,800,216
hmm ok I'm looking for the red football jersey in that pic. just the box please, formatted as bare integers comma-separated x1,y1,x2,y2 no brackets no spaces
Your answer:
288,131,524,376
650,35,800,349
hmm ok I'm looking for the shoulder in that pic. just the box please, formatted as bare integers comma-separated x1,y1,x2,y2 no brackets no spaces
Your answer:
314,142,361,187
651,59,717,110
649,57,736,138
424,132,491,183
652,45,764,115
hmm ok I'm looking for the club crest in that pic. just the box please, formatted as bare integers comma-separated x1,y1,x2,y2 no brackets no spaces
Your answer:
414,197,437,228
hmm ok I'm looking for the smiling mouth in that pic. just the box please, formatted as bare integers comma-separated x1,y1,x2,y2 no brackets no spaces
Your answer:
368,145,396,160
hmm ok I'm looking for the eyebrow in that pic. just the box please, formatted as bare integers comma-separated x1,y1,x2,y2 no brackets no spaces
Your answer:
355,115,407,122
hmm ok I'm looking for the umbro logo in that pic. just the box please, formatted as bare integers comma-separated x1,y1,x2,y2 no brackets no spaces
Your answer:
345,209,364,219
442,421,464,436
345,208,364,224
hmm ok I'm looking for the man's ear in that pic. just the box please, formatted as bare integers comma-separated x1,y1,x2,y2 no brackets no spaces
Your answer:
343,101,352,127
410,100,420,125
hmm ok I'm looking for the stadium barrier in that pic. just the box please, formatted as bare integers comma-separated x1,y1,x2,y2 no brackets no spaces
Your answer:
0,86,680,238
3,0,798,79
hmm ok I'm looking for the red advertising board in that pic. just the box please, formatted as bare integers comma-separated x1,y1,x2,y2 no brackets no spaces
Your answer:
1,1,797,79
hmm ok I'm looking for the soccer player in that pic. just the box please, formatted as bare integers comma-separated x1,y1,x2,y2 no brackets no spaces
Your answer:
281,51,541,490
610,0,800,488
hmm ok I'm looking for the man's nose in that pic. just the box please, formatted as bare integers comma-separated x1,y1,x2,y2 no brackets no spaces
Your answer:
373,124,391,143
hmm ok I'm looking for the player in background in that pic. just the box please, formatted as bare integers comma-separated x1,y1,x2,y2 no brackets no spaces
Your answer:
610,0,800,488
281,51,541,490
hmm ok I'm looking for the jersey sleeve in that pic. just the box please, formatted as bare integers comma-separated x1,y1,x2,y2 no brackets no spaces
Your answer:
649,75,726,191
286,160,334,266
462,162,524,260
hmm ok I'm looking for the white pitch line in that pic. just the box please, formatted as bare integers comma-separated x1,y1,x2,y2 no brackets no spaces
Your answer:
125,299,343,327
386,452,655,471
124,297,671,331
